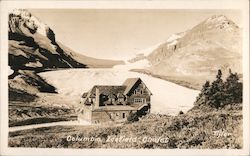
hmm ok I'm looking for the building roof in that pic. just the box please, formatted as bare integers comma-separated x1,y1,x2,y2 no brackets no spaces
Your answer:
90,85,126,96
81,77,151,103
123,78,141,95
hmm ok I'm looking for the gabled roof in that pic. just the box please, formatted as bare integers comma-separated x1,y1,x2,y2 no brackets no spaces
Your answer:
90,85,126,96
81,77,152,103
123,78,141,95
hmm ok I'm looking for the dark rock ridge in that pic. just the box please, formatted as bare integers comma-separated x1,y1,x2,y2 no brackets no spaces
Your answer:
8,10,87,71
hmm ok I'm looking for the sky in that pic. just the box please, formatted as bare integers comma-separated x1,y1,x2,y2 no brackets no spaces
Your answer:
29,9,241,60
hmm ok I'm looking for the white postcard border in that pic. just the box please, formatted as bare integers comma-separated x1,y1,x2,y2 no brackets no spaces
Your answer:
0,1,249,156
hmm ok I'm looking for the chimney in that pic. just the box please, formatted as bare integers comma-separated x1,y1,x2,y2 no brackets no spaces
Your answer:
95,87,100,109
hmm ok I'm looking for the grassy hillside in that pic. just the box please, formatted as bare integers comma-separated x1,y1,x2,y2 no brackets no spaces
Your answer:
8,103,242,148
9,90,77,127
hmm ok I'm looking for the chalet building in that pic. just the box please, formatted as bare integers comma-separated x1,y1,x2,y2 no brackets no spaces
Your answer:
78,78,152,124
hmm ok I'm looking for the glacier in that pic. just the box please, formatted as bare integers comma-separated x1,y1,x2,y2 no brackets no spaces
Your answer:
39,68,199,115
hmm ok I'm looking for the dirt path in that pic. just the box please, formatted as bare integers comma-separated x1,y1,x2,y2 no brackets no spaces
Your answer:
9,120,91,132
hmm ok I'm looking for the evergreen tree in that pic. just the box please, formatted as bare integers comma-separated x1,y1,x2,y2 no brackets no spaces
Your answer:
194,69,243,109
224,69,242,104
208,70,225,108
203,81,211,104
216,69,222,79
195,80,210,106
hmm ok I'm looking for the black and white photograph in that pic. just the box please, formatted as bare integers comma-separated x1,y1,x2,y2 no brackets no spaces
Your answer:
0,0,249,156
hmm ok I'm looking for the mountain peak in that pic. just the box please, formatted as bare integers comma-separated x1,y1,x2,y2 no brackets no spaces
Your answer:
9,9,49,37
204,14,239,31
12,9,31,17
207,15,228,21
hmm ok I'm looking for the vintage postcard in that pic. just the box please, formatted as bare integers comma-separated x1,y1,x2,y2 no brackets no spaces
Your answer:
0,0,249,156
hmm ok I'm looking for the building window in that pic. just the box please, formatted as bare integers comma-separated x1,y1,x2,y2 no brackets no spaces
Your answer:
134,88,140,94
122,113,126,118
134,98,145,103
118,98,124,102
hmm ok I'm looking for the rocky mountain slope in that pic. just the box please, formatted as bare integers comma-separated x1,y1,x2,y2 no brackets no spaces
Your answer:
8,9,123,96
128,15,242,89
9,9,123,71
9,9,84,71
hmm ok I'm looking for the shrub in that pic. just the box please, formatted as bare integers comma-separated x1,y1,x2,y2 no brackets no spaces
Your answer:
179,110,184,115
126,112,139,123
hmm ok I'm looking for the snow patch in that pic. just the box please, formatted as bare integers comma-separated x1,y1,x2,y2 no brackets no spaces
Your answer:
8,66,14,76
25,61,43,68
113,59,151,70
206,15,228,24
135,42,163,57
167,40,178,47
167,34,182,43
166,32,186,48
205,15,236,32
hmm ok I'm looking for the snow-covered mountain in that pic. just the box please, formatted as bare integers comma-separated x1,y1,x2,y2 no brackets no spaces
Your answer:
122,15,242,89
